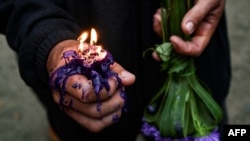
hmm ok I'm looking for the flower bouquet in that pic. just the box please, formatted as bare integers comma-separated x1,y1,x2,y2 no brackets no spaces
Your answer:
141,0,223,140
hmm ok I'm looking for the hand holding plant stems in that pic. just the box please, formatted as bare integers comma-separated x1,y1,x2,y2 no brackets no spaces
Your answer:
141,0,224,140
153,0,225,57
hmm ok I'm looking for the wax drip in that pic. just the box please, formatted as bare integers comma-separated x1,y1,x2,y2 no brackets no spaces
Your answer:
49,50,127,113
112,114,119,122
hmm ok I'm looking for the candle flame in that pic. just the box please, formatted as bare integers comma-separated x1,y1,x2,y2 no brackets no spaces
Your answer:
77,32,88,43
77,32,88,53
77,28,106,63
90,28,97,45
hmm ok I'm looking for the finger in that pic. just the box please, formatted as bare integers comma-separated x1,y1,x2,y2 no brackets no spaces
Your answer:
64,106,122,132
152,51,161,61
153,8,162,37
172,0,225,56
53,89,125,119
181,0,220,35
65,74,118,102
170,35,207,56
110,62,136,86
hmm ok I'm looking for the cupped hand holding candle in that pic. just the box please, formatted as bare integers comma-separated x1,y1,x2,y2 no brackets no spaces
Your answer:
47,37,135,132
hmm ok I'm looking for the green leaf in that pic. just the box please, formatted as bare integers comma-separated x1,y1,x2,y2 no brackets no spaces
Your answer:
155,42,172,62
168,57,189,74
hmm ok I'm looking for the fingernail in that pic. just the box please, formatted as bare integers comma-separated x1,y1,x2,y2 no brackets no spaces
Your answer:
120,71,132,78
120,71,135,84
185,21,195,34
153,14,161,26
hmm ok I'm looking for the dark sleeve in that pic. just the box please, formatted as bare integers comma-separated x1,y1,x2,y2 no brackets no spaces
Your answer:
0,0,81,87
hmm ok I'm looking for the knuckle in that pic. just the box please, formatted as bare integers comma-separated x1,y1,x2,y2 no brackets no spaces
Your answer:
182,43,204,57
87,122,105,133
52,91,60,104
192,45,204,56
89,107,102,118
117,98,125,107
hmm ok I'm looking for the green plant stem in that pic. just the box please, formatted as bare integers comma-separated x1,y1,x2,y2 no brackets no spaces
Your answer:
143,0,223,138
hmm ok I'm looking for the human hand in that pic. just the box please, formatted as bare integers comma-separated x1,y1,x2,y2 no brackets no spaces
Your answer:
47,40,135,132
153,0,225,58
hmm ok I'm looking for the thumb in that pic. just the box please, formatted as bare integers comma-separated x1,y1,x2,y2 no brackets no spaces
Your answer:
181,0,218,35
110,62,136,86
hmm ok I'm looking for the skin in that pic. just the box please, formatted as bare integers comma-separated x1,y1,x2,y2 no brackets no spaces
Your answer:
46,0,225,133
47,40,135,132
153,0,225,59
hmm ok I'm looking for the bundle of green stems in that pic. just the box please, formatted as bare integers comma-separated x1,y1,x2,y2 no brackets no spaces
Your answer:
141,0,223,140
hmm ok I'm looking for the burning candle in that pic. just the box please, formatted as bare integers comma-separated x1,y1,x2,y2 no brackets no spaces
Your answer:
76,28,108,67
49,28,126,115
